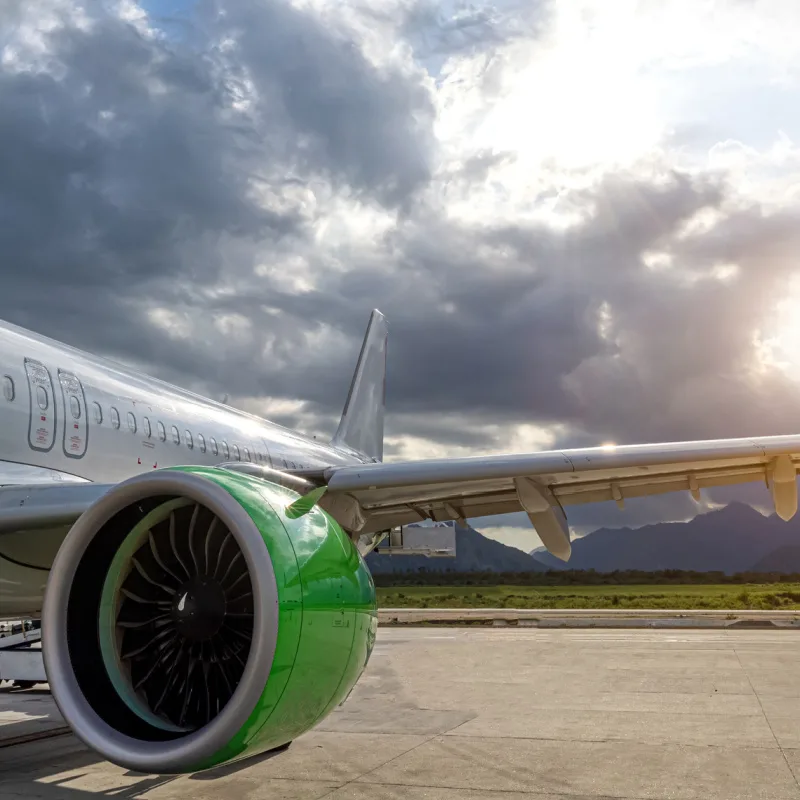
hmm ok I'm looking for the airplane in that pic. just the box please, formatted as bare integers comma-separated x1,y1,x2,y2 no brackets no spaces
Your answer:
1,308,800,774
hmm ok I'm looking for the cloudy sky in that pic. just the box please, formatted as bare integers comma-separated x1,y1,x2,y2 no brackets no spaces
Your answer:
3,0,800,551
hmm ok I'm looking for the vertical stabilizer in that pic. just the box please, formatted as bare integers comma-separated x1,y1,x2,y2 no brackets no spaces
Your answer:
331,310,387,462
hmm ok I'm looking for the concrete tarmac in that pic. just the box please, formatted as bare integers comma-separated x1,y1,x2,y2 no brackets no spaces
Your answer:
3,627,800,798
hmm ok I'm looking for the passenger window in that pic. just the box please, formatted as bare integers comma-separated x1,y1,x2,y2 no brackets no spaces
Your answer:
185,430,193,449
69,395,81,419
243,447,250,461
36,386,48,410
210,437,218,456
92,402,103,424
171,425,180,445
127,412,137,434
157,421,166,441
233,444,240,461
110,406,120,429
2,376,14,402
143,417,151,438
198,433,206,453
221,440,229,459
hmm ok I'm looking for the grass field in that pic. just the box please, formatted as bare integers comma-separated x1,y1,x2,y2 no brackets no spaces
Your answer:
376,584,800,610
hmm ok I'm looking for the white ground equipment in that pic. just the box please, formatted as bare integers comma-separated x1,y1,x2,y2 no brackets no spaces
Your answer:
0,620,45,688
374,521,457,557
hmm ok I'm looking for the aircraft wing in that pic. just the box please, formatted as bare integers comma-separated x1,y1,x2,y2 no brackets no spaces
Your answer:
0,482,113,534
321,434,800,560
0,463,113,535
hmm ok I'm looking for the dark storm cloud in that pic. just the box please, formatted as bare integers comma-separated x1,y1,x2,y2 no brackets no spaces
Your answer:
559,196,800,445
231,169,729,419
208,0,436,207
0,0,434,338
5,0,800,538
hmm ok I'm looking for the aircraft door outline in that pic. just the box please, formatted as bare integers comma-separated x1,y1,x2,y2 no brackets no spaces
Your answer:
24,357,57,453
58,369,88,459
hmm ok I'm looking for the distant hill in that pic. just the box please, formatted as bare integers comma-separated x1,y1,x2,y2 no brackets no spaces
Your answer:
366,522,547,574
531,502,800,574
749,545,800,573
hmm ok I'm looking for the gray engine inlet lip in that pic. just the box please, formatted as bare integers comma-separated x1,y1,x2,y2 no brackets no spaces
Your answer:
42,468,280,774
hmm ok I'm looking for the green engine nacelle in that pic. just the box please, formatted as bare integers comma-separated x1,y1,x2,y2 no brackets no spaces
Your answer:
42,466,377,774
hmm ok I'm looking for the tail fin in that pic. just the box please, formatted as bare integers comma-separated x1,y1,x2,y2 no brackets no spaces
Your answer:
331,310,388,462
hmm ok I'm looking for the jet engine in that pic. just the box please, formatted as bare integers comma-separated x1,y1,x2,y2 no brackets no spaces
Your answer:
42,466,377,774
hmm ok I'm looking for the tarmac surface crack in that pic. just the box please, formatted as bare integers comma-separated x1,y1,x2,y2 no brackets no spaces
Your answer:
732,638,800,797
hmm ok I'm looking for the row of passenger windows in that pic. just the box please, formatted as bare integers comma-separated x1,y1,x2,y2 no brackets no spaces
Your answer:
91,402,265,461
2,374,278,466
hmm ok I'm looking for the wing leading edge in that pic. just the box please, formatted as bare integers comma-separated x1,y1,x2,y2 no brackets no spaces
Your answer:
0,483,113,534
321,434,800,561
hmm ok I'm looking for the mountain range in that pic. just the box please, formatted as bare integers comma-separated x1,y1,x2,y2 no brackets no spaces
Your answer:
532,502,800,573
746,545,800,573
364,503,800,575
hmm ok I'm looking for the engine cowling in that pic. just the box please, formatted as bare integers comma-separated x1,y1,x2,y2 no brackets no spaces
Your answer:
42,466,377,774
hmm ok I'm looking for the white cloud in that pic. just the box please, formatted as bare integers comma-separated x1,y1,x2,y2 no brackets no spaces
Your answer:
478,523,541,553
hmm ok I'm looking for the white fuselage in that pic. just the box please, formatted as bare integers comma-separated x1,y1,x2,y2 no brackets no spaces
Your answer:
0,318,368,488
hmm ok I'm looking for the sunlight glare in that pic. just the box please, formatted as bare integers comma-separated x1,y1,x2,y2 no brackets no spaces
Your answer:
756,275,800,377
473,2,662,170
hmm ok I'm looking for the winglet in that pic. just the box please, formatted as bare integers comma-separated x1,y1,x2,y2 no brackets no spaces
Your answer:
331,310,388,462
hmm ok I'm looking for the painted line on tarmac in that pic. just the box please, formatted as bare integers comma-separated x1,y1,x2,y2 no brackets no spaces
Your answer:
377,609,800,629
